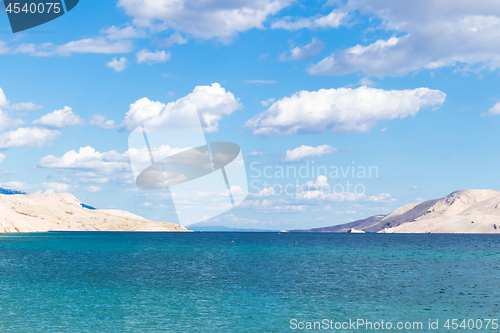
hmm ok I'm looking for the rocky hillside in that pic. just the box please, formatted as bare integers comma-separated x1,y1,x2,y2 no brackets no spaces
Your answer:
0,193,188,233
294,190,500,233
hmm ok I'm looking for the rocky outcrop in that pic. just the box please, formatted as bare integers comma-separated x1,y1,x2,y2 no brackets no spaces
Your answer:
0,193,188,233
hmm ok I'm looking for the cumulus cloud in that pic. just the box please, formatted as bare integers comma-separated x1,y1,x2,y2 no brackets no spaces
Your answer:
481,102,500,116
260,98,275,106
284,145,337,162
33,106,84,129
272,10,346,30
157,33,188,47
0,127,60,148
101,25,146,40
136,49,171,64
0,153,5,163
0,109,24,131
117,0,293,41
106,57,128,72
37,145,184,178
309,1,500,76
37,146,131,174
0,88,8,108
89,115,116,129
279,38,325,61
0,88,42,111
121,82,242,133
245,86,446,135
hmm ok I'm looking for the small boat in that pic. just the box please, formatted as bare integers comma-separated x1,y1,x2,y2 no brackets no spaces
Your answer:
347,228,365,233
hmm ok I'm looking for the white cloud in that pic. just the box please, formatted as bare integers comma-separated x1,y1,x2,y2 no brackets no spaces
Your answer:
294,175,396,203
272,10,346,30
245,86,446,135
43,182,70,194
0,109,24,131
9,102,43,111
245,151,265,157
0,88,42,111
310,1,500,76
481,102,500,116
250,187,276,198
136,49,171,64
36,145,184,182
13,38,133,57
284,145,337,162
37,146,131,174
358,77,375,87
106,57,128,72
0,127,60,148
279,38,325,61
157,33,188,47
260,98,275,106
33,106,84,129
245,80,276,84
57,38,134,55
101,25,146,40
0,88,9,108
121,82,242,133
117,0,293,41
87,186,102,193
0,181,69,194
0,153,5,163
89,115,116,129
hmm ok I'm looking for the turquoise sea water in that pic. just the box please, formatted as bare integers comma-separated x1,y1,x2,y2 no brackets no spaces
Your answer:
0,232,499,332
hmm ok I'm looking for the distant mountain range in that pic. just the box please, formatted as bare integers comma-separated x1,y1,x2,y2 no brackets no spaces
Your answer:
292,190,500,234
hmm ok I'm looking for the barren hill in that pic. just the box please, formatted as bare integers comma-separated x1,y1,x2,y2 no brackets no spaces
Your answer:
0,193,188,233
295,190,500,234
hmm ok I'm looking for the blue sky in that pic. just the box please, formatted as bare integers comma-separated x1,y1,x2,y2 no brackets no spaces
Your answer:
0,0,500,229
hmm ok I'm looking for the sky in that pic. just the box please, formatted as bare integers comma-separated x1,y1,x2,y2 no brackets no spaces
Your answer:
0,0,500,230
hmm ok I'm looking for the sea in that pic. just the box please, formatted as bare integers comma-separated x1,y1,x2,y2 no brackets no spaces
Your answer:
0,232,499,332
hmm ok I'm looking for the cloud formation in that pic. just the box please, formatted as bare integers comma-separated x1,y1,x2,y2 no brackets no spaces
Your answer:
284,145,337,162
0,127,60,148
481,102,500,116
106,57,128,72
272,10,346,30
121,83,242,133
117,0,293,41
279,38,325,61
33,106,84,129
310,1,500,76
245,86,446,135
136,49,171,64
